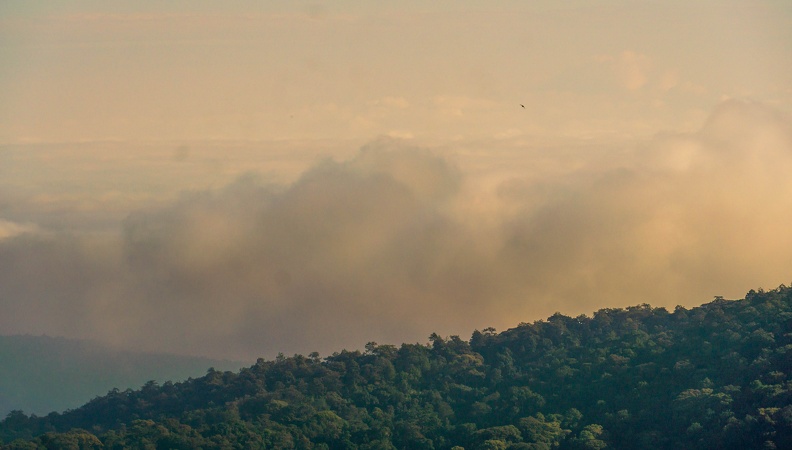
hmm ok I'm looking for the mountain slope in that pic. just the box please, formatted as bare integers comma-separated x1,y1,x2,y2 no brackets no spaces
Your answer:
0,335,245,417
2,285,791,449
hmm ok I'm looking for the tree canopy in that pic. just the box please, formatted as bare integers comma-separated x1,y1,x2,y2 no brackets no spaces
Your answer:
2,285,791,449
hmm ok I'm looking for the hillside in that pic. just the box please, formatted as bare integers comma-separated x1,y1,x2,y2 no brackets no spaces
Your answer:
0,335,245,418
2,285,791,449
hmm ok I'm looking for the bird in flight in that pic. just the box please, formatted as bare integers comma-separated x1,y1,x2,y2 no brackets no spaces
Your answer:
520,104,525,108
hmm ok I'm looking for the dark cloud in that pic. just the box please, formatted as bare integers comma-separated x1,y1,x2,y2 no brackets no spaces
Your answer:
1,102,791,360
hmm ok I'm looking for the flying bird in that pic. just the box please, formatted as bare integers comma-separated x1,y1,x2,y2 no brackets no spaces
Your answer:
520,104,525,108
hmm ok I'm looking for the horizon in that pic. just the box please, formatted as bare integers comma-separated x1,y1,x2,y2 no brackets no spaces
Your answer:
1,1,791,361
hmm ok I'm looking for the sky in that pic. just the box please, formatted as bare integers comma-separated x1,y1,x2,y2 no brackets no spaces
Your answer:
1,1,791,361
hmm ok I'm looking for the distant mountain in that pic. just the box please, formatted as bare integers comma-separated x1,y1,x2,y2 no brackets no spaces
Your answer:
0,335,245,417
1,285,791,449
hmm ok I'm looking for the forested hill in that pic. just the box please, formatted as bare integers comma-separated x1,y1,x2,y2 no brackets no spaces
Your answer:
2,286,791,449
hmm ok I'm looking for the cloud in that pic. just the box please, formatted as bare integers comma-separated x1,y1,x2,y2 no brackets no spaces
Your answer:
0,219,39,240
1,102,791,361
497,100,792,310
614,50,652,91
374,96,410,109
593,50,656,92
0,140,473,359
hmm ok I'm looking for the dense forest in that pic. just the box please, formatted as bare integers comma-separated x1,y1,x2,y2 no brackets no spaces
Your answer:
2,285,791,449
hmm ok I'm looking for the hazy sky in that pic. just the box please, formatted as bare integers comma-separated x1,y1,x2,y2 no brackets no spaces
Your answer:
1,1,791,360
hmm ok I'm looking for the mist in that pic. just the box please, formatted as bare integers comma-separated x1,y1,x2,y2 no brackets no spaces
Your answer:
1,100,790,361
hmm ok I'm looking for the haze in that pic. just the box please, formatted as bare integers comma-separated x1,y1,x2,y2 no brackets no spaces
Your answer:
1,1,791,361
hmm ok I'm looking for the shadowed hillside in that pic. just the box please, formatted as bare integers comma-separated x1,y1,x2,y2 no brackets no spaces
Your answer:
0,335,245,417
